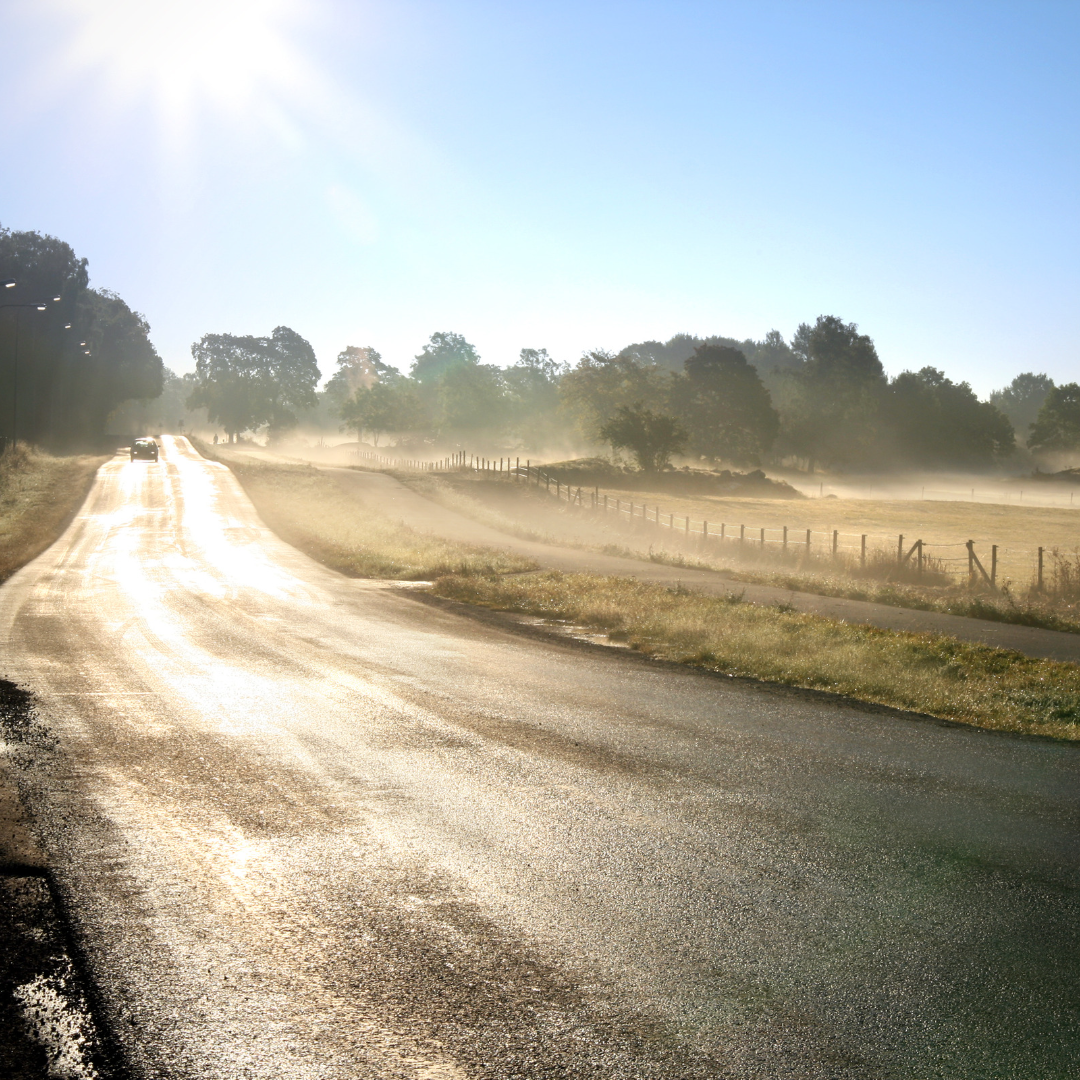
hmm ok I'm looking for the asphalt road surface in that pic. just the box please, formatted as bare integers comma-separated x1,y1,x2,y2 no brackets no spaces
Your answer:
0,435,1078,1079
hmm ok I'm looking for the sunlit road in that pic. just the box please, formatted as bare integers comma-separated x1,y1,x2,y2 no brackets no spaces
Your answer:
1,436,1078,1079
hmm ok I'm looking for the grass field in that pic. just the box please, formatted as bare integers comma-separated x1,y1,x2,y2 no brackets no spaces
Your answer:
195,440,536,580
585,487,1076,585
0,444,107,585
397,469,1080,632
433,571,1080,741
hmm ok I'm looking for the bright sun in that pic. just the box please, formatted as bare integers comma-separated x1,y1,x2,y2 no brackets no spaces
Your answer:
56,0,313,135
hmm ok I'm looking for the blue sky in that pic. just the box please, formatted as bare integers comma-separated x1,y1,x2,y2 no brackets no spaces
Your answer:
1,0,1077,394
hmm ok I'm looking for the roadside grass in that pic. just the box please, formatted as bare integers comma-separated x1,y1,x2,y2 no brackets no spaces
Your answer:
0,443,107,584
194,440,536,580
432,571,1080,741
401,470,1080,635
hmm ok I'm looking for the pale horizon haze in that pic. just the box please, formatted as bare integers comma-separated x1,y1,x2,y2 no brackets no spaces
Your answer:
1,0,1077,395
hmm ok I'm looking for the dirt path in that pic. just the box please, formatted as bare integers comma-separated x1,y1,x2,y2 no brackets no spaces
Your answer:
323,466,1080,664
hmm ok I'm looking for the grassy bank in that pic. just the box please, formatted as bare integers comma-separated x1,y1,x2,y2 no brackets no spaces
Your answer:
0,444,107,585
433,571,1080,741
194,440,536,580
400,470,1080,635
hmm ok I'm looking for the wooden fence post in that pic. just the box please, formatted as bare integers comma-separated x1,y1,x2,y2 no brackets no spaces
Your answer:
783,526,788,551
967,540,974,584
832,530,838,557
1038,547,1044,591
703,521,708,542
806,529,811,553
861,534,867,568
685,516,690,537
739,524,745,548
897,534,904,566
917,539,923,577
760,527,765,548
991,545,998,588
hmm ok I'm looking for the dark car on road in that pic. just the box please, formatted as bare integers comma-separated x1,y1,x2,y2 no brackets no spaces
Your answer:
130,438,159,462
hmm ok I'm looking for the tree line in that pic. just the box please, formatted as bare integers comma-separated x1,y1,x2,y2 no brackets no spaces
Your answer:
0,226,163,449
5,222,1074,472
272,318,1069,472
187,316,1078,472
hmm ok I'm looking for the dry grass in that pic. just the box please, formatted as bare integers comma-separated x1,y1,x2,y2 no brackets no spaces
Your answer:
432,571,1080,740
196,441,536,580
584,485,1073,587
405,471,1080,634
0,443,107,584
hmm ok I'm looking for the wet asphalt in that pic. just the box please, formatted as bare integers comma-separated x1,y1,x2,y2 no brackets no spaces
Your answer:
0,435,1077,1079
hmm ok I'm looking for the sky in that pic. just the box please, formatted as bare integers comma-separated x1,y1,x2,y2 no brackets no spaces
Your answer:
1,0,1077,394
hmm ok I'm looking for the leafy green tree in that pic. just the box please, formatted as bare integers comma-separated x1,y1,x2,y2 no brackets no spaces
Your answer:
778,315,887,470
339,378,422,446
599,403,686,471
324,346,393,412
260,327,320,436
504,348,568,445
187,326,320,442
886,368,1014,466
0,226,162,448
560,350,666,441
989,373,1055,445
670,344,779,465
410,332,480,385
1028,384,1080,454
437,362,507,437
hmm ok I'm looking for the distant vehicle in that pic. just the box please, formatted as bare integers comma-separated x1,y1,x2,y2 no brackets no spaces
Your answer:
130,438,159,462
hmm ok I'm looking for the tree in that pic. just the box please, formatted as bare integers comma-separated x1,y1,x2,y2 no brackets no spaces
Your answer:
778,315,887,470
599,404,686,470
0,225,162,448
339,378,422,446
187,326,320,442
324,345,393,412
504,348,568,446
436,361,508,437
260,326,321,437
1028,384,1080,454
560,350,666,441
670,344,779,465
989,373,1055,445
410,332,480,385
886,367,1014,467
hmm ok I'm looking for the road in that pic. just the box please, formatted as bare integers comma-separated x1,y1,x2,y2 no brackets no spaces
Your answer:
0,435,1078,1079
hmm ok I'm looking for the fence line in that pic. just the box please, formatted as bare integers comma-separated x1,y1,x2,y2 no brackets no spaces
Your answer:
353,449,1061,589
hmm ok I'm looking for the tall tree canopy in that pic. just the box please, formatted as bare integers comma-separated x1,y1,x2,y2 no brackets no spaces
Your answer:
0,225,162,448
324,345,394,411
410,332,480,384
989,373,1055,445
886,368,1014,467
670,344,779,465
187,326,319,441
777,315,886,470
560,350,665,441
504,348,568,445
1028,384,1080,454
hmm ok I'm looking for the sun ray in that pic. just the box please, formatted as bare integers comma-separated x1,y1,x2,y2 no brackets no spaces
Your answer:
48,0,319,143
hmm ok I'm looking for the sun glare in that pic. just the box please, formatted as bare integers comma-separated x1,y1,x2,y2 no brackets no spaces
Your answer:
55,0,315,138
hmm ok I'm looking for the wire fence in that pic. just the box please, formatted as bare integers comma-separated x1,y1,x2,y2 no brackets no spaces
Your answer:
353,449,1063,590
